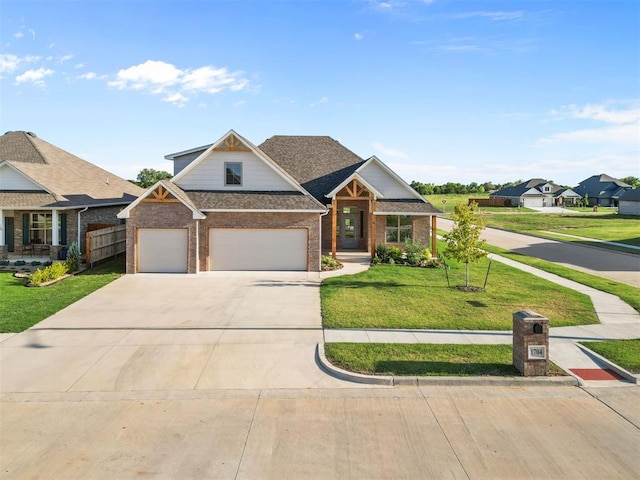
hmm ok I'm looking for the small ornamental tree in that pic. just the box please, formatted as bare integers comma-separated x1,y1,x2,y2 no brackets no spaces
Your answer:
443,202,488,289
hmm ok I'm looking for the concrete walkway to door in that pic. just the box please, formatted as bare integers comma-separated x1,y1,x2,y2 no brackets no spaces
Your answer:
0,272,363,393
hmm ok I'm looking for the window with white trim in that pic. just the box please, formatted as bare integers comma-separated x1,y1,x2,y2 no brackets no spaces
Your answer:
225,162,242,186
386,215,412,242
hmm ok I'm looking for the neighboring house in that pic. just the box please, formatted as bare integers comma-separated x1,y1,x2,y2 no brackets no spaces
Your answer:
574,174,632,207
618,188,640,216
490,178,581,208
0,131,144,259
118,130,439,273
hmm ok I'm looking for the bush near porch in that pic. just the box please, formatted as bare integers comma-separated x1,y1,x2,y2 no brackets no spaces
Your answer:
321,253,598,331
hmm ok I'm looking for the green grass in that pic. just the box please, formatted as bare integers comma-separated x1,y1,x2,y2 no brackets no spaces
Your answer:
579,339,640,373
321,250,597,330
425,194,534,213
0,257,125,333
483,213,640,247
324,343,566,376
483,244,640,313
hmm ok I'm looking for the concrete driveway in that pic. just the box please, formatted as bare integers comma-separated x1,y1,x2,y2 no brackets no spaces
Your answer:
0,272,356,392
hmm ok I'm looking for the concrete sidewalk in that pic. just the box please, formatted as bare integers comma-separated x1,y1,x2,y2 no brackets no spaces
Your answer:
323,252,640,386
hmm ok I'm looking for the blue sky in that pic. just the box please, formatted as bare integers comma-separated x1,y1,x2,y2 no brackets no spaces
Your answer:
1,0,638,187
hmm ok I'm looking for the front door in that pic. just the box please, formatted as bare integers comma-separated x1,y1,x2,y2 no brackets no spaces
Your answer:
340,213,358,249
4,217,14,252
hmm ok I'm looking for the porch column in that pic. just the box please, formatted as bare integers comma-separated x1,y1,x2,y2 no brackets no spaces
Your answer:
0,209,4,245
431,215,437,257
331,198,337,258
370,199,376,257
51,209,59,245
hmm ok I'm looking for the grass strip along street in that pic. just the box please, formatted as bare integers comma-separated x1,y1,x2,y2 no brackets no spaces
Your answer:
482,244,640,313
0,257,124,333
579,339,640,374
483,213,640,247
324,343,566,377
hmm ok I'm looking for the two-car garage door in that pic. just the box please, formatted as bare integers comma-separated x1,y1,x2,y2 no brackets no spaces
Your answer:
209,228,307,271
137,228,308,272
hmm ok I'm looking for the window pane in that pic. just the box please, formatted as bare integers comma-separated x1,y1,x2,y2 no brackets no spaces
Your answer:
225,163,242,185
399,215,412,226
386,216,399,227
386,229,398,242
399,227,412,242
342,207,357,214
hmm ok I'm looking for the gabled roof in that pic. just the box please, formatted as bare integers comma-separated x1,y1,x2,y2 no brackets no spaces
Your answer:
574,174,632,199
0,131,143,208
491,179,570,198
259,135,367,202
172,130,307,194
117,180,206,219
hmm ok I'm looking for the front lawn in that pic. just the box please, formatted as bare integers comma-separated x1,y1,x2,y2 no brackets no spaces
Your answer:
321,259,598,330
324,343,565,376
579,339,640,373
0,257,124,333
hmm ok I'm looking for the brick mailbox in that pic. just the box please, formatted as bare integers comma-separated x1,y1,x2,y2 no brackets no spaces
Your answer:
513,310,549,376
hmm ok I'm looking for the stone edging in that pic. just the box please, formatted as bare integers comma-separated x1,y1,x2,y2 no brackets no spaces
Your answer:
315,343,578,387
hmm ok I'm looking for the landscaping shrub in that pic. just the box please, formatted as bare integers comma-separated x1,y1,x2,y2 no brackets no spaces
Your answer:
65,242,81,272
321,255,342,271
30,262,69,286
389,246,403,263
375,244,392,263
404,238,429,266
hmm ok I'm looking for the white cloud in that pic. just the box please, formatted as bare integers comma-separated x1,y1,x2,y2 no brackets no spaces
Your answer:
354,33,364,41
13,32,24,39
538,102,640,145
77,72,107,80
163,92,188,107
310,96,329,107
452,11,525,21
58,54,74,63
108,60,249,105
0,54,21,74
233,100,247,107
15,67,54,87
373,143,408,159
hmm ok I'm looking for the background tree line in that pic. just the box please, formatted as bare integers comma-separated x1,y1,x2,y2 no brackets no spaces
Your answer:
410,176,639,195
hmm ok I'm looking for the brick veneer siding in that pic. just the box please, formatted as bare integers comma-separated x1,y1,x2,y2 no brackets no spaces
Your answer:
125,202,199,274
200,212,321,272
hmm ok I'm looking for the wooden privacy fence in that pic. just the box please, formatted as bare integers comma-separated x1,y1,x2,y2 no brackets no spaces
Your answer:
468,198,512,207
86,224,126,266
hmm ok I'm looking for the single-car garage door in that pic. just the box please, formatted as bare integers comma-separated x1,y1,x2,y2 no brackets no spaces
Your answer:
210,228,307,271
138,228,188,273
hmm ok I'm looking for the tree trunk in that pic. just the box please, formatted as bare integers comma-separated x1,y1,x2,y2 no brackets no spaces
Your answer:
465,261,470,287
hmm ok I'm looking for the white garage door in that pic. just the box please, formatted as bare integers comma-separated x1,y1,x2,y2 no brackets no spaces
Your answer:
209,229,307,271
523,197,543,208
138,228,188,273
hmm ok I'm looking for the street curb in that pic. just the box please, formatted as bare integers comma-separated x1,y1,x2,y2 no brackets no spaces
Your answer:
316,343,578,387
576,343,639,384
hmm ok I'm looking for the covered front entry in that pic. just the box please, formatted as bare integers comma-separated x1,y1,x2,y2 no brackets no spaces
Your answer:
138,228,188,273
209,228,307,271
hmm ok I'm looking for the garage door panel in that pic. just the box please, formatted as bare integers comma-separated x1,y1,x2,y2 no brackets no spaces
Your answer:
210,229,307,271
138,229,188,273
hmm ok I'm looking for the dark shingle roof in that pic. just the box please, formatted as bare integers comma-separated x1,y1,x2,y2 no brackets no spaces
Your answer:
184,190,325,211
259,136,366,202
574,174,632,199
619,188,640,202
375,199,440,214
0,131,144,208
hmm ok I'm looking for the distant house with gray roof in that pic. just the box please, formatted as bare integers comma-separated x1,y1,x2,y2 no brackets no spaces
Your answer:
574,174,632,207
489,178,581,208
117,130,439,273
0,131,143,259
618,188,640,216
